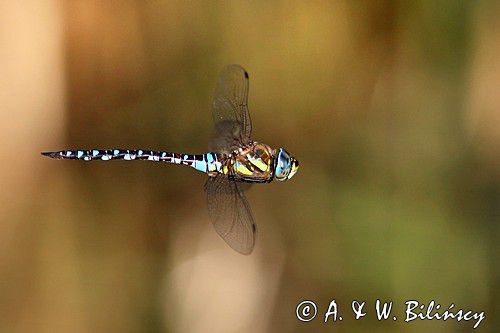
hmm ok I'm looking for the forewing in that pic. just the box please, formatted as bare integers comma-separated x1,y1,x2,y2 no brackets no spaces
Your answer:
210,65,252,152
204,175,256,255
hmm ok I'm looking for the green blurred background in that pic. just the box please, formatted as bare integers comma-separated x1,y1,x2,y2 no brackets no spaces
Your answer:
1,1,498,332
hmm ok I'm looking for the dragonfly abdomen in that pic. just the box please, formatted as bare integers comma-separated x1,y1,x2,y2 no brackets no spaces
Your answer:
41,149,224,175
43,149,171,161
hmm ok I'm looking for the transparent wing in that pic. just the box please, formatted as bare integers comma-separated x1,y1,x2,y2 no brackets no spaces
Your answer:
204,175,256,255
209,64,252,153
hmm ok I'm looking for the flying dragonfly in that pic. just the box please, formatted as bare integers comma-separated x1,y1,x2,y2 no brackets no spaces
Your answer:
42,65,299,254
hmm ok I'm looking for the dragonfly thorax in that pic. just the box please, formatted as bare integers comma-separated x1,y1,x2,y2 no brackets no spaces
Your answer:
224,142,299,183
224,142,274,183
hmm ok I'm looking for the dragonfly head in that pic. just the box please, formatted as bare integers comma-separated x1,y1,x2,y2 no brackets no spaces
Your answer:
273,148,299,181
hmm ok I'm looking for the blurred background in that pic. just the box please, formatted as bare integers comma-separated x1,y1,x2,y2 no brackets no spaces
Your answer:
1,1,499,332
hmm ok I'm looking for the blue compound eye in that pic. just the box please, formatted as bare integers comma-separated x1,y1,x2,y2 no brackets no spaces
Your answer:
274,148,291,181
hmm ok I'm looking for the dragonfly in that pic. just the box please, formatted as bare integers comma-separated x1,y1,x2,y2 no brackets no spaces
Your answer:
42,65,299,255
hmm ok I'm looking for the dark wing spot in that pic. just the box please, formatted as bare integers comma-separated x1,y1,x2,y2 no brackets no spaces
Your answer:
244,71,249,79
252,223,256,233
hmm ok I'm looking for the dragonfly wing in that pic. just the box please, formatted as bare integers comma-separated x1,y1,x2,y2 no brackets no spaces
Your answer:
204,175,256,255
209,120,243,153
210,64,252,153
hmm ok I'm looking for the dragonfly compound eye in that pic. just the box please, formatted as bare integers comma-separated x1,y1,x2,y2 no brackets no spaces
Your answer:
274,148,292,181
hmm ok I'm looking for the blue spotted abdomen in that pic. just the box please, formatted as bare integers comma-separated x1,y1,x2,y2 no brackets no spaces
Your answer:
41,149,224,175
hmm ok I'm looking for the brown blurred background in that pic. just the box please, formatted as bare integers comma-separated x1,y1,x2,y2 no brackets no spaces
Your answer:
1,1,499,332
